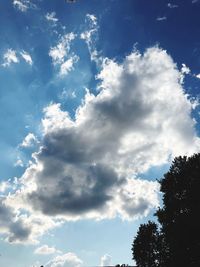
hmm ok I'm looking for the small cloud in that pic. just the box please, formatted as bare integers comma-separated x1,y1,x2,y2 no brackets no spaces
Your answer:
60,56,79,76
180,63,190,83
100,254,112,266
49,33,78,76
167,3,178,8
34,245,61,255
49,33,76,65
181,63,190,75
157,16,167,21
20,133,39,148
45,12,58,24
80,14,100,63
14,158,24,167
59,88,77,100
20,51,33,65
45,252,83,267
13,0,37,12
192,0,199,3
195,73,200,79
2,49,19,67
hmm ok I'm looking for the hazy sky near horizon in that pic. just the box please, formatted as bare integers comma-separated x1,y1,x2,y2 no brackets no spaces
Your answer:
0,0,200,266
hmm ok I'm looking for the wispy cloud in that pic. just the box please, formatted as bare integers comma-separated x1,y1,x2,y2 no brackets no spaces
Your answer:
167,3,178,8
34,245,61,255
20,50,33,65
157,16,167,21
80,14,100,63
45,12,58,24
13,0,37,12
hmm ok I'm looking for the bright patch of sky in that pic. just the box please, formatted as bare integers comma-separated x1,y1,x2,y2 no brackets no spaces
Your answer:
0,0,200,266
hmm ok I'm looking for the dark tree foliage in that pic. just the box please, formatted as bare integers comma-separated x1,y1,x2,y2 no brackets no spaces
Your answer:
132,221,161,267
156,154,200,267
132,153,200,267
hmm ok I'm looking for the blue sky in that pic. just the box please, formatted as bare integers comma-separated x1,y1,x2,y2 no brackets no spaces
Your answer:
0,1,200,267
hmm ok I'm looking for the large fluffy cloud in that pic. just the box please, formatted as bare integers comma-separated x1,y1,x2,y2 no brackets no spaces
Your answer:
4,46,200,241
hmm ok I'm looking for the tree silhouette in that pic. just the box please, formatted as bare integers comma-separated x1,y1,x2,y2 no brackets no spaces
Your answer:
132,153,200,267
132,221,161,267
156,154,200,267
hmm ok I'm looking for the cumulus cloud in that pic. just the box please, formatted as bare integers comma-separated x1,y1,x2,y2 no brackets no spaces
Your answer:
2,49,33,67
49,33,78,76
3,47,200,242
60,56,79,76
34,245,61,255
100,254,112,266
2,49,19,67
195,73,200,79
20,133,39,148
13,0,36,12
45,252,83,267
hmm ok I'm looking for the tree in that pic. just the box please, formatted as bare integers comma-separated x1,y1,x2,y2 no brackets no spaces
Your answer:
132,153,200,267
156,154,200,267
132,221,161,267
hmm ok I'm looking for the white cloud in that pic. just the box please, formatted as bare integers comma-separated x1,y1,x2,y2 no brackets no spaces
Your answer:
181,63,190,74
20,133,38,148
60,56,79,76
80,14,100,63
45,12,58,23
45,252,83,267
195,73,200,79
0,181,11,193
13,0,36,12
2,49,33,67
2,49,19,67
2,46,200,242
34,245,61,255
167,3,178,8
14,158,24,167
59,88,77,101
49,33,78,75
49,33,76,65
100,254,112,266
20,51,33,65
180,63,190,83
157,16,167,21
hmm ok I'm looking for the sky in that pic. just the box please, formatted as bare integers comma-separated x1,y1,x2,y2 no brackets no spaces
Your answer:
0,0,200,266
